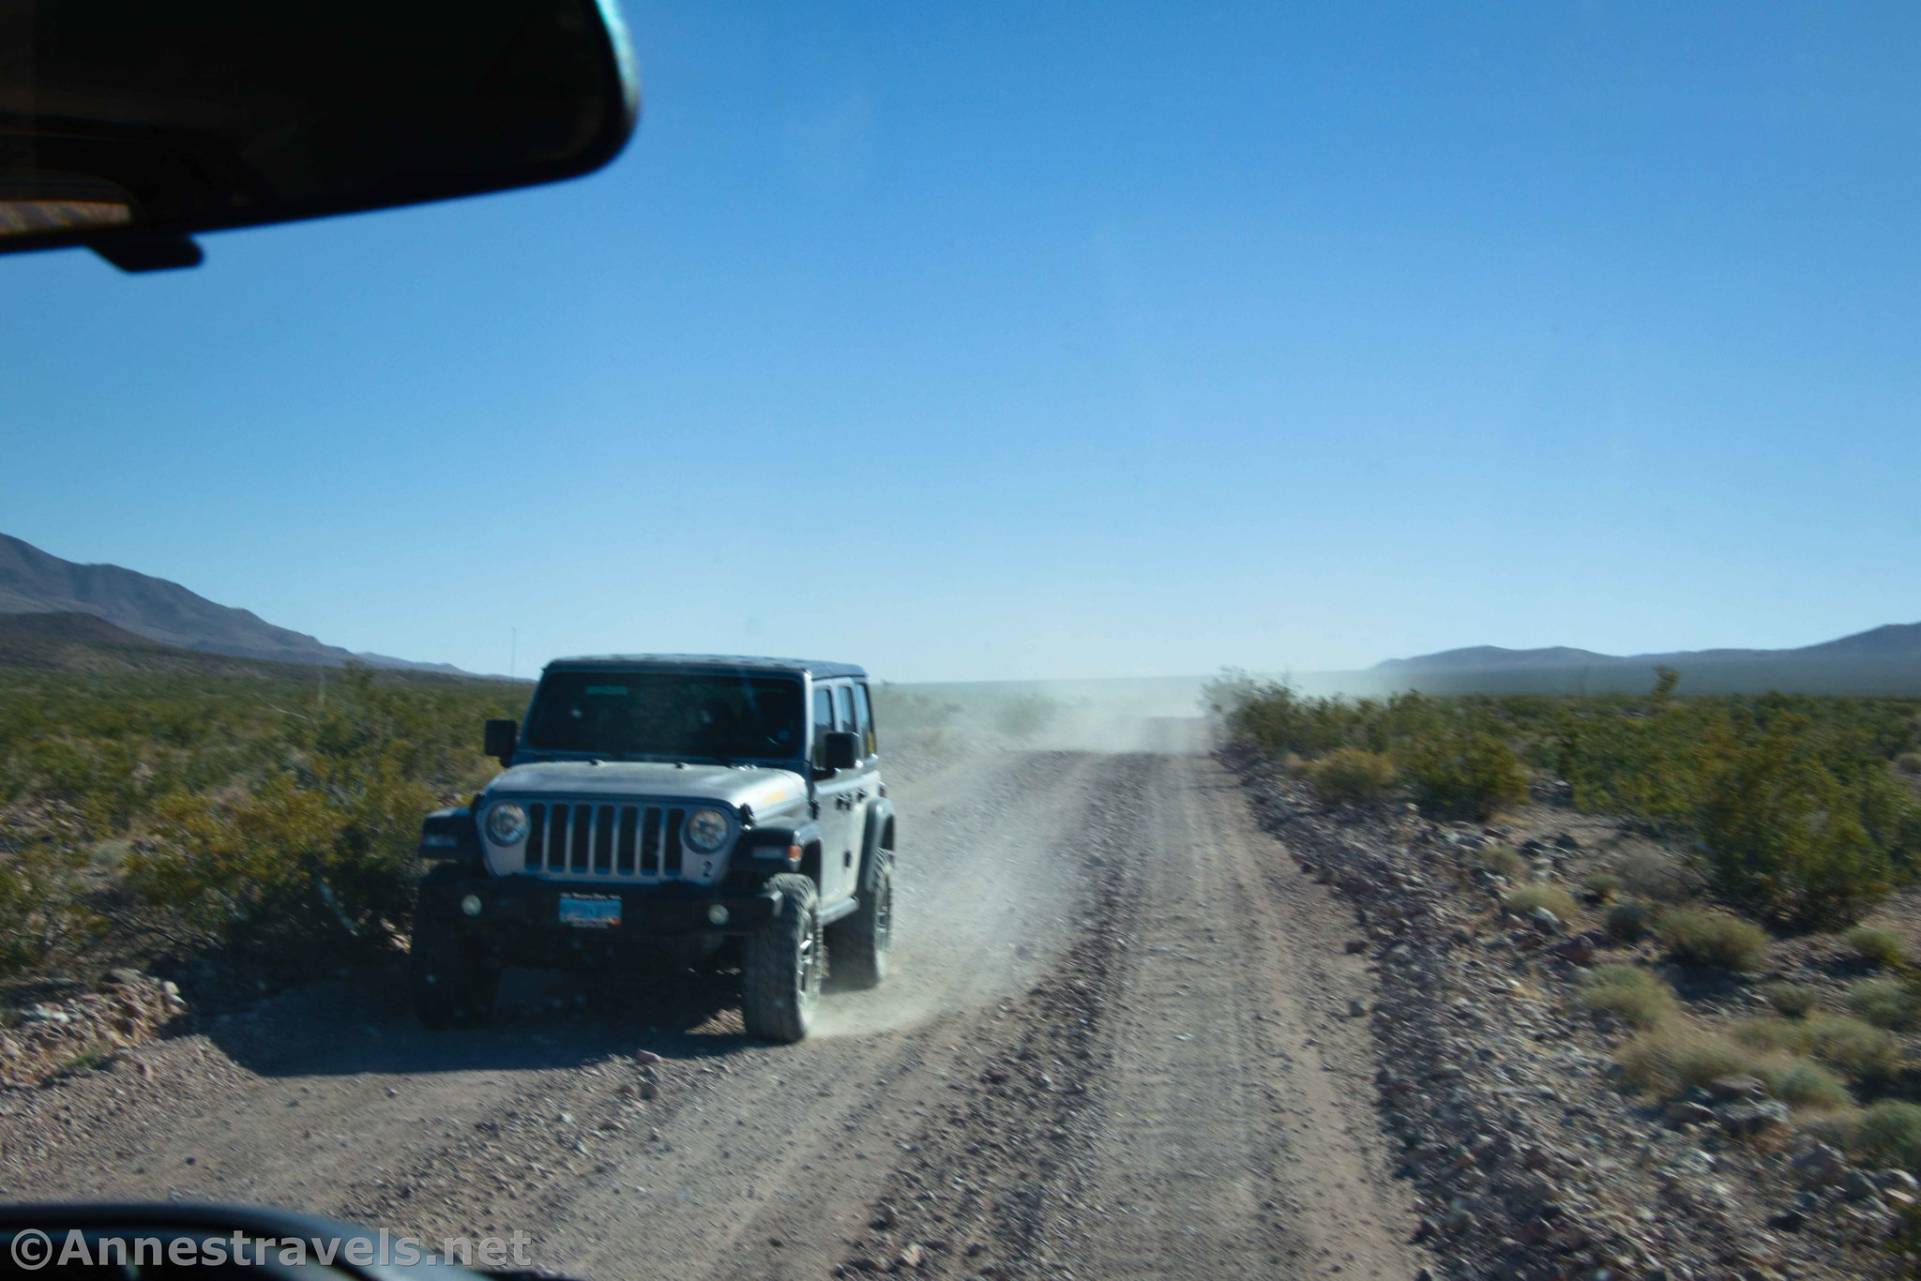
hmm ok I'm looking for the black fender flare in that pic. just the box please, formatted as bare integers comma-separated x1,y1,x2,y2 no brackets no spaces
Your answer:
735,821,826,888
857,797,895,894
417,805,482,869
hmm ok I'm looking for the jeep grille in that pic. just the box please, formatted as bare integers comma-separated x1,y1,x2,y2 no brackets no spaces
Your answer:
523,801,688,879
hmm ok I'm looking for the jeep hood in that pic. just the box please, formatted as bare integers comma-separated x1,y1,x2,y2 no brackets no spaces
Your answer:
484,760,807,813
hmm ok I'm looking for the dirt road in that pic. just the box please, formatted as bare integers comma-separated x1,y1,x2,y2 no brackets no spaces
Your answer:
0,726,1428,1280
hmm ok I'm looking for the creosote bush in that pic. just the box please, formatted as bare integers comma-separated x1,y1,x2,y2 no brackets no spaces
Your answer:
1697,716,1899,928
1209,675,1921,928
125,673,440,963
1398,732,1530,820
0,836,103,978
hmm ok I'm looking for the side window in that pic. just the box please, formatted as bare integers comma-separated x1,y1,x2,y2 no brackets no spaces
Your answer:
833,684,854,733
811,688,834,766
855,683,876,756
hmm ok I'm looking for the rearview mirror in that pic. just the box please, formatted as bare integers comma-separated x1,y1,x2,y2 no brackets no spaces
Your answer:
484,719,519,766
823,731,861,772
0,0,639,271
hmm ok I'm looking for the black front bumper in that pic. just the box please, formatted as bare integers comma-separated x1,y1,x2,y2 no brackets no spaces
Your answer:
419,872,783,963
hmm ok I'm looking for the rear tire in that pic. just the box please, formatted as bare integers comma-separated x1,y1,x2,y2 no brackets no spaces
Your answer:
410,915,498,1029
828,851,892,989
742,873,822,1043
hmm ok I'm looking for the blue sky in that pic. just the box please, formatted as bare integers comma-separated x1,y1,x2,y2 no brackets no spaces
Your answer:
6,2,1921,681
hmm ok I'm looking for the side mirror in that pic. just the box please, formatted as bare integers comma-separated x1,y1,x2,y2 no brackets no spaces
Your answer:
483,718,518,767
823,731,861,772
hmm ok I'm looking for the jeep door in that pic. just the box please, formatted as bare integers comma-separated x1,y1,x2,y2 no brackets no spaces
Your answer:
833,681,880,898
810,681,860,905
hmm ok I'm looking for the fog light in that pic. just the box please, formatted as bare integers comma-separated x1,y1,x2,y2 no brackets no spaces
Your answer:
460,894,483,917
706,904,730,926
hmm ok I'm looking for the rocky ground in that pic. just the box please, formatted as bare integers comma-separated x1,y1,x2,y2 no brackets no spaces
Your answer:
1223,739,1908,1281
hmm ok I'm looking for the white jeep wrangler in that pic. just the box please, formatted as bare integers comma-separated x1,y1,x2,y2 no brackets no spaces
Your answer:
410,655,894,1042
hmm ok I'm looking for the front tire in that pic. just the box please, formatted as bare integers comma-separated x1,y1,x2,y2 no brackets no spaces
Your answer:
742,873,822,1043
828,851,893,989
410,914,498,1029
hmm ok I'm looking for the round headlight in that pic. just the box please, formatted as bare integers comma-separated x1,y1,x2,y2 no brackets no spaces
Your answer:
684,807,731,853
485,802,530,845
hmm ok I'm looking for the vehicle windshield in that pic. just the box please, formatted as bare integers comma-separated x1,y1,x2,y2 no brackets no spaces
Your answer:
522,670,803,764
10,8,1921,1281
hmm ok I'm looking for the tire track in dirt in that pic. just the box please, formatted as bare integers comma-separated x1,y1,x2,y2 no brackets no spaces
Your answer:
827,735,1428,1281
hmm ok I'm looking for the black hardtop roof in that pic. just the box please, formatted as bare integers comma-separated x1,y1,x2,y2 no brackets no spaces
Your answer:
543,653,868,680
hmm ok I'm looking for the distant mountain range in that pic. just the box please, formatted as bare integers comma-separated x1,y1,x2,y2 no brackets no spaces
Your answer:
1352,623,1921,696
0,532,463,674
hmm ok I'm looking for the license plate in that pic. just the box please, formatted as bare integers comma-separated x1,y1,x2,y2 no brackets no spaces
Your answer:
559,894,622,929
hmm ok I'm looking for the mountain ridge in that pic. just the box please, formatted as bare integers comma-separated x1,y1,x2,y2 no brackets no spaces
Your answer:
1376,622,1921,673
1344,622,1921,697
0,532,464,674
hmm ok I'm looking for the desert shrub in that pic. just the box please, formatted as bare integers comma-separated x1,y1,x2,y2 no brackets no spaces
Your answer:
1399,732,1530,820
1216,686,1921,894
123,671,442,965
1807,1015,1904,1085
1698,716,1895,927
1606,899,1655,942
1618,1024,1767,1097
1768,1060,1853,1110
1579,965,1677,1028
1554,709,1705,830
1847,978,1921,1032
1306,748,1398,805
1845,925,1907,969
1581,872,1624,901
1658,907,1770,972
1897,752,1921,777
1730,1016,1809,1055
0,838,103,977
1762,982,1820,1018
0,661,523,985
1856,1101,1921,1173
1505,883,1579,922
1744,1013,1908,1084
1620,1022,1848,1109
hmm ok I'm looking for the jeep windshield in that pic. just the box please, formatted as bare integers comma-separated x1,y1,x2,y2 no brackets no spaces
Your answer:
521,670,804,766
